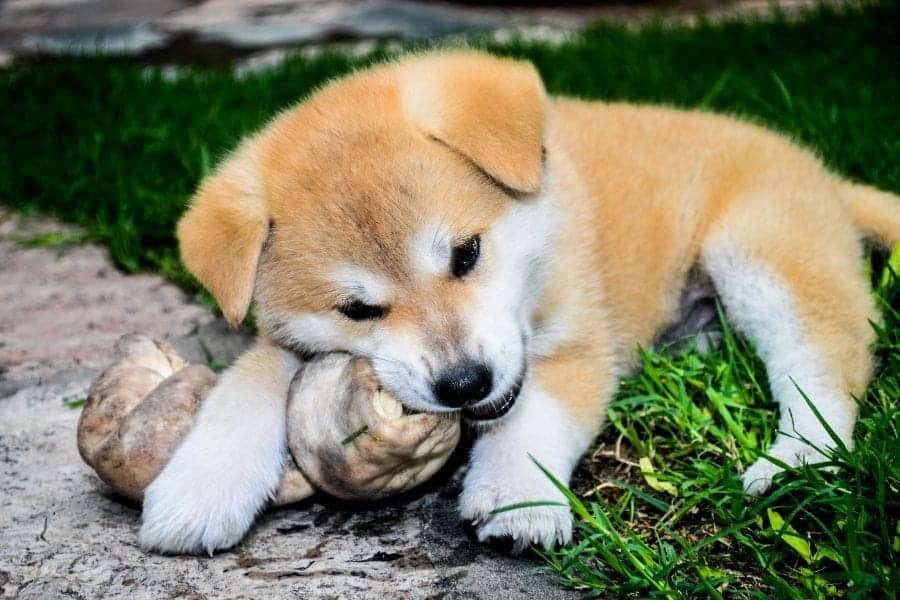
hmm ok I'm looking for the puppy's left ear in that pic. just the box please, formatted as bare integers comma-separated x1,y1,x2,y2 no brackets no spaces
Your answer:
401,52,546,194
177,142,269,325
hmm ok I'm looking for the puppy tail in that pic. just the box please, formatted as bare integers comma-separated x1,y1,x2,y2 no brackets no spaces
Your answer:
839,181,900,248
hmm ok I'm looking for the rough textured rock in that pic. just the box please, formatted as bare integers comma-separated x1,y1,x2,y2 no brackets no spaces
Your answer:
0,212,575,599
0,212,241,386
0,0,839,68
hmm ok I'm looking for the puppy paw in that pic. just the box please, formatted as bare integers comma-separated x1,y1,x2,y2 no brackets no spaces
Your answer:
459,477,571,553
139,461,265,555
741,457,784,496
742,437,834,496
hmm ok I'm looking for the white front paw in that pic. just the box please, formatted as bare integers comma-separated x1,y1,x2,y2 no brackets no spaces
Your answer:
459,471,572,553
137,341,297,555
139,454,273,555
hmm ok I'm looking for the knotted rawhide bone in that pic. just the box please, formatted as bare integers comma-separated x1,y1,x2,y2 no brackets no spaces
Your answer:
287,354,461,500
78,334,460,505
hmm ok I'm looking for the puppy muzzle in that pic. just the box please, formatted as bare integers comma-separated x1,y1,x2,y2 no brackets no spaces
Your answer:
463,373,524,422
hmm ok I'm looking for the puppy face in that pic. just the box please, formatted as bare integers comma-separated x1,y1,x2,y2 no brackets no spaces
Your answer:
177,52,554,421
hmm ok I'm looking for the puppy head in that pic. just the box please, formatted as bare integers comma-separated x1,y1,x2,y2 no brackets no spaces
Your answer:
177,52,557,421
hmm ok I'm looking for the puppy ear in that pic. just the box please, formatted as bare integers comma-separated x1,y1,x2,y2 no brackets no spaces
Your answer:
177,144,269,325
401,52,546,194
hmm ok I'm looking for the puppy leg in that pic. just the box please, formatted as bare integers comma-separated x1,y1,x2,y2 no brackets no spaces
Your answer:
703,215,876,495
460,348,612,552
140,339,299,554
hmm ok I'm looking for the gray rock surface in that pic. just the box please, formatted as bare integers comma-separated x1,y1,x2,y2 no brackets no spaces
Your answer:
0,0,840,68
0,212,575,599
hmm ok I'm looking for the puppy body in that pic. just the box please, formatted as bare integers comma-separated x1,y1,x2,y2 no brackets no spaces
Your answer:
141,52,900,554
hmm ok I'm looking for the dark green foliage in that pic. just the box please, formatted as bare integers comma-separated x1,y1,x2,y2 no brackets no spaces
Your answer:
542,265,898,596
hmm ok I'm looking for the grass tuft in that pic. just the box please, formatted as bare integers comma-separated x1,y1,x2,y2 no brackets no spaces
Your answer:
544,261,899,596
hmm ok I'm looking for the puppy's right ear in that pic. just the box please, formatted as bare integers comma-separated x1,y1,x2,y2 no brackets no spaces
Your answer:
177,144,269,325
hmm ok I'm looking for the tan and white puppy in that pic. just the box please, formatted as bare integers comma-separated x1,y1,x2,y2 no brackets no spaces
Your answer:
139,52,900,555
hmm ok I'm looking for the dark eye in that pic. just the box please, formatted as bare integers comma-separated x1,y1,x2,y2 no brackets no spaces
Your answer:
338,299,386,321
451,235,480,278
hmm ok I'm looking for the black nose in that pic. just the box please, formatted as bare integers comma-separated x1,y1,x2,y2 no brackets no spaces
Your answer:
433,362,493,408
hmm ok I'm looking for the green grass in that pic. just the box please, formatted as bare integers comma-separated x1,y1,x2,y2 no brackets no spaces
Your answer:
1,2,898,597
541,262,899,597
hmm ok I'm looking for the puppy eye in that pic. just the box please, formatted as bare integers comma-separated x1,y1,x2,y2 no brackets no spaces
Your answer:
338,299,386,321
451,235,480,278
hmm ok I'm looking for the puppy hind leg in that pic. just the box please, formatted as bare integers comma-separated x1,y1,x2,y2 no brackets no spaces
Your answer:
702,234,876,495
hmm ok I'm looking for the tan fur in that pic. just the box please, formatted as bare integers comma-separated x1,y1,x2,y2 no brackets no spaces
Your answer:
840,182,900,248
177,141,268,324
176,49,900,452
170,51,900,552
402,53,546,193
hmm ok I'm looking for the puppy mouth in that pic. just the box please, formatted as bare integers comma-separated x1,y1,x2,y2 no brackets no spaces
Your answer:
463,373,525,422
400,404,420,416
